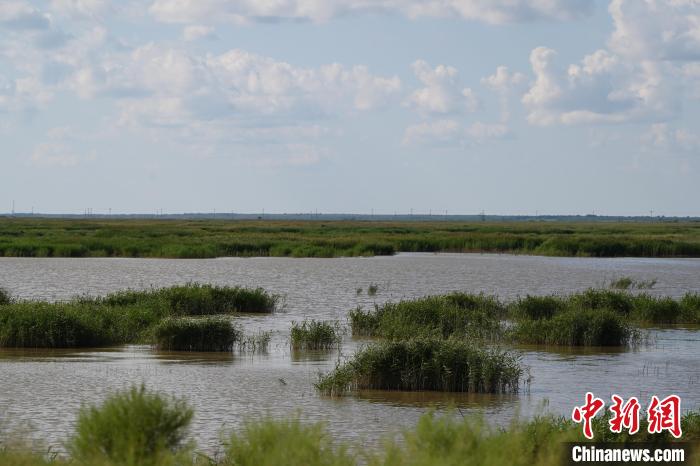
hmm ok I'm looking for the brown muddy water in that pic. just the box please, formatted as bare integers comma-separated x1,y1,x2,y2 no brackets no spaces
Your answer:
0,253,699,452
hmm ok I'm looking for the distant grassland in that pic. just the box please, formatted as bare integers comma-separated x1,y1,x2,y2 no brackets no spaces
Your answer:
1,218,700,258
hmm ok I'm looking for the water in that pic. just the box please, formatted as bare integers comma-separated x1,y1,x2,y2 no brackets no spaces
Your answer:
0,253,699,452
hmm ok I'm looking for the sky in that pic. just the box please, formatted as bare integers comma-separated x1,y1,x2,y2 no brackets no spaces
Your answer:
1,0,700,216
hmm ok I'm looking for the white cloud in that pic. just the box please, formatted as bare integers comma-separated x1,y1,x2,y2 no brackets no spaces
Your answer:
183,25,216,41
0,2,50,30
609,0,700,62
482,65,526,121
522,47,679,126
48,0,112,19
406,60,478,115
466,122,511,142
149,0,593,25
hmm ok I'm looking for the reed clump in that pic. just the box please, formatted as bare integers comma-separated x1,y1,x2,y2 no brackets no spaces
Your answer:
92,283,277,315
290,320,342,350
0,288,12,305
152,316,240,352
349,294,503,340
315,338,521,395
0,284,275,349
509,308,633,346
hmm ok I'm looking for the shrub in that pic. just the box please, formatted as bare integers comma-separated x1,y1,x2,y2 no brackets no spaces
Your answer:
316,338,521,395
70,385,193,465
152,316,240,352
290,320,341,350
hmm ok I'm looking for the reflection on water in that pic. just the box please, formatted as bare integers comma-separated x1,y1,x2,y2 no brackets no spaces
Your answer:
0,254,699,453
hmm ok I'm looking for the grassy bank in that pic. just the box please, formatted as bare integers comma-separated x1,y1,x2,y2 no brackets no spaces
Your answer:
1,218,700,258
0,284,276,348
315,338,522,395
3,385,698,466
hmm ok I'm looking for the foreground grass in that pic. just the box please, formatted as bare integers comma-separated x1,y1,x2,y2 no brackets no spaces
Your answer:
0,284,276,348
315,338,522,395
2,385,699,466
2,218,700,258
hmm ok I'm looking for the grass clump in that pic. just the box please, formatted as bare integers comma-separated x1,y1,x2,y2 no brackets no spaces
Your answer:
290,320,342,350
222,416,355,466
153,316,240,352
70,385,193,466
96,283,277,315
367,284,379,296
609,276,657,290
316,338,521,395
238,330,273,353
349,294,503,340
510,308,633,346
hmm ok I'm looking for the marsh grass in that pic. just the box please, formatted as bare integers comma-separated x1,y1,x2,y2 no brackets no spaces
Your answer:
0,284,275,349
367,284,379,296
238,330,273,353
3,218,700,259
609,276,657,290
152,317,240,352
0,288,11,306
349,294,503,340
509,308,635,346
223,416,355,466
70,385,193,466
315,338,521,395
91,283,278,315
290,320,342,350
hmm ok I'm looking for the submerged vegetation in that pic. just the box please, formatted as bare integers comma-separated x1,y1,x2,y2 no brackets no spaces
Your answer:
1,384,700,466
290,320,342,350
0,284,276,349
1,218,700,258
609,276,657,290
315,338,522,395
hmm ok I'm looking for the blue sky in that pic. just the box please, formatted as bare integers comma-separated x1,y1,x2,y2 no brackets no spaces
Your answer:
1,0,699,216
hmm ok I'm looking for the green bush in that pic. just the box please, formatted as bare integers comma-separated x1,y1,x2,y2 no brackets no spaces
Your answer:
152,316,240,352
70,385,193,465
316,338,521,395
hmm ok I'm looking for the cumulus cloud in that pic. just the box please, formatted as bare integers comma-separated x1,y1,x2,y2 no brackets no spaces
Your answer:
406,60,478,115
482,65,526,121
609,0,700,61
149,0,593,25
522,47,679,125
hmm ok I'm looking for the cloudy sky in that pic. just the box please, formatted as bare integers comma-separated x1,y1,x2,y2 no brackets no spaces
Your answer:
2,0,699,216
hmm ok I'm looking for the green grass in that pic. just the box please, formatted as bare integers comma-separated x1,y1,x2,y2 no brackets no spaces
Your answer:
290,320,342,350
152,317,241,352
89,283,278,315
0,284,275,348
609,276,657,290
70,385,193,466
315,338,521,395
0,288,11,305
509,308,634,346
223,416,355,466
2,218,700,258
510,290,700,325
349,294,504,340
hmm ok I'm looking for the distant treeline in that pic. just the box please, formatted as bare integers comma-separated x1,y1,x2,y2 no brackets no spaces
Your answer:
1,218,700,258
